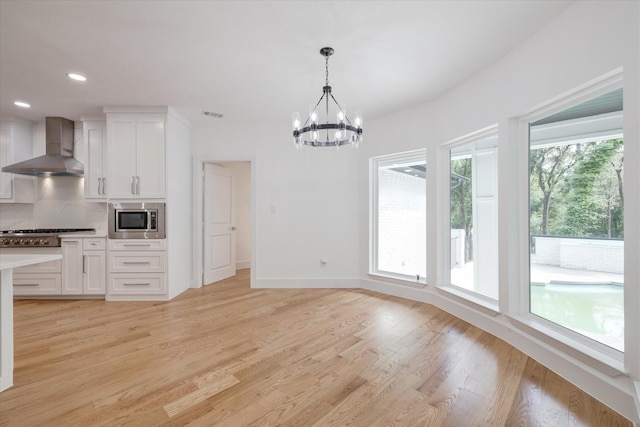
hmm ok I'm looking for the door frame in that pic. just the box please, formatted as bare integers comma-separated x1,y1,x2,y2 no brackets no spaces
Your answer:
192,155,256,288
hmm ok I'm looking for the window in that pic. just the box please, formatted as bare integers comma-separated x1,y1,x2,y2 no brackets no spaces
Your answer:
450,134,499,301
371,150,426,282
528,87,624,352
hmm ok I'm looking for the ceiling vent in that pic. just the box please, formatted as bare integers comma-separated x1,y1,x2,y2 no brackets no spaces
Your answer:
201,110,224,118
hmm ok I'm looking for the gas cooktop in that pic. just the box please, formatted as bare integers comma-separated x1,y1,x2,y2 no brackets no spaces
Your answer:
0,228,95,247
0,228,95,235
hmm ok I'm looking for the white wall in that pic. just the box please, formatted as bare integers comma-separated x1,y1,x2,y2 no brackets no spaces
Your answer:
359,1,639,422
189,1,639,421
191,120,360,288
166,110,192,299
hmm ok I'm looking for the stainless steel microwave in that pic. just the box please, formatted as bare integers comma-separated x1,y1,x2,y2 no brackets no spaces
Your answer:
108,202,165,239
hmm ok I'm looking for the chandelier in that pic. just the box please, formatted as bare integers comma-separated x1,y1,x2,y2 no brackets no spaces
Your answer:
292,47,363,148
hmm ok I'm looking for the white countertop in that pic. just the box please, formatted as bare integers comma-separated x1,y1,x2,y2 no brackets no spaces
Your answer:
0,254,63,270
60,233,107,238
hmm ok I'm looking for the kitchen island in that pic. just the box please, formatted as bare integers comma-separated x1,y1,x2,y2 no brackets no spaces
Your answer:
0,253,62,392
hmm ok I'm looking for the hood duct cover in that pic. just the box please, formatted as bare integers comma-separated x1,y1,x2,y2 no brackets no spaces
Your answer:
1,117,84,176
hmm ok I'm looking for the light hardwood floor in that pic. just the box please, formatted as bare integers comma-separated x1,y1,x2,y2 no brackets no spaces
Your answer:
0,269,631,426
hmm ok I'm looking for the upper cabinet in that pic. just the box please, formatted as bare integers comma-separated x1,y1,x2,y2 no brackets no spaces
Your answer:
0,119,35,203
106,113,165,199
82,120,107,200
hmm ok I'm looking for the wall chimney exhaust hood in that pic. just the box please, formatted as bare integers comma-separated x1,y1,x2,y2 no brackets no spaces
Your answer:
1,117,83,176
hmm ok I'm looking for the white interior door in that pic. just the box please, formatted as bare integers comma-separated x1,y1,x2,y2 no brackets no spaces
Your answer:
203,163,236,284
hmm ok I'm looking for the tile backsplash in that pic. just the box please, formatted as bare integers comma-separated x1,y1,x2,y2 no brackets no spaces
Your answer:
0,176,107,233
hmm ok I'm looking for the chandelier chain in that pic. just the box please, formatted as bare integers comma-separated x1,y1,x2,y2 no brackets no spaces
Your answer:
325,55,329,86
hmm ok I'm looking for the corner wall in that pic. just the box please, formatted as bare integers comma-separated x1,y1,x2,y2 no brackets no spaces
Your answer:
359,1,639,422
191,120,361,289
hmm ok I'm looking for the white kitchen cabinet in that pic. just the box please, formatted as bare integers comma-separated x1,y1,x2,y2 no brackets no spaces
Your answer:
83,251,106,295
13,274,61,295
0,120,35,203
107,238,166,298
61,237,106,296
106,113,165,199
109,273,165,295
61,239,83,294
12,256,62,296
82,120,107,200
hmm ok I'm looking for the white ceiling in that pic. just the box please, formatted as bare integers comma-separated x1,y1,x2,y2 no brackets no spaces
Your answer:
0,0,573,125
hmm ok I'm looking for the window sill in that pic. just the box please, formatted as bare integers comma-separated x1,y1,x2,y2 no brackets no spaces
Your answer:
437,285,500,316
505,313,625,376
367,272,427,289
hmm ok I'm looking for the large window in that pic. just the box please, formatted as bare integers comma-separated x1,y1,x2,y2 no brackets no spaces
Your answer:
528,88,624,352
371,150,426,282
450,134,498,301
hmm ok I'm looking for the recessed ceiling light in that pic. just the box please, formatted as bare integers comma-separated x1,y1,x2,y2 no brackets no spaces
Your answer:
67,73,86,82
14,101,31,108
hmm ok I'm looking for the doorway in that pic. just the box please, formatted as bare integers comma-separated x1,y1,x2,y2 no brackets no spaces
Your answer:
197,160,253,286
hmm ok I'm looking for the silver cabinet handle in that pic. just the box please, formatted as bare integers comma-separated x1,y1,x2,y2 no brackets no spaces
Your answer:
15,283,38,287
97,178,102,195
136,176,140,195
231,226,237,231
123,261,151,265
131,176,135,195
123,283,150,286
122,243,152,247
102,178,106,195
83,255,87,273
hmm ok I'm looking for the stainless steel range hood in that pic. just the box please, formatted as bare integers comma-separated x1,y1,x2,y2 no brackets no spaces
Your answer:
1,117,83,176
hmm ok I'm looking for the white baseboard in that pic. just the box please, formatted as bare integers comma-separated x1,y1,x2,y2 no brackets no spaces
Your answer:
359,277,639,425
106,294,170,302
253,277,360,289
236,261,251,270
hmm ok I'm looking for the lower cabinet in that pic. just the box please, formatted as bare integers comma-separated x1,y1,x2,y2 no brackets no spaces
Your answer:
12,252,62,296
61,237,106,296
13,270,62,296
107,239,166,298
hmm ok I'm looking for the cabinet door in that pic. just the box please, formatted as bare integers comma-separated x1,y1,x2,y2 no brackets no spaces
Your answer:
0,123,13,199
83,121,107,199
107,115,137,199
62,239,83,295
84,251,106,295
0,120,34,203
135,114,165,198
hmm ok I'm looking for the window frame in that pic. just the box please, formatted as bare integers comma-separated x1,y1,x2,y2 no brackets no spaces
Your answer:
369,149,427,285
438,125,500,311
511,70,627,367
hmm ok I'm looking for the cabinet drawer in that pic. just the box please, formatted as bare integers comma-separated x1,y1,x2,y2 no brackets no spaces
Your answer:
14,259,61,274
109,273,165,295
108,239,165,251
109,251,165,272
83,238,106,250
13,274,62,295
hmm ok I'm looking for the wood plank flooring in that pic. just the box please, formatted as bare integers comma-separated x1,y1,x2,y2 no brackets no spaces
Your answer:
0,269,631,426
